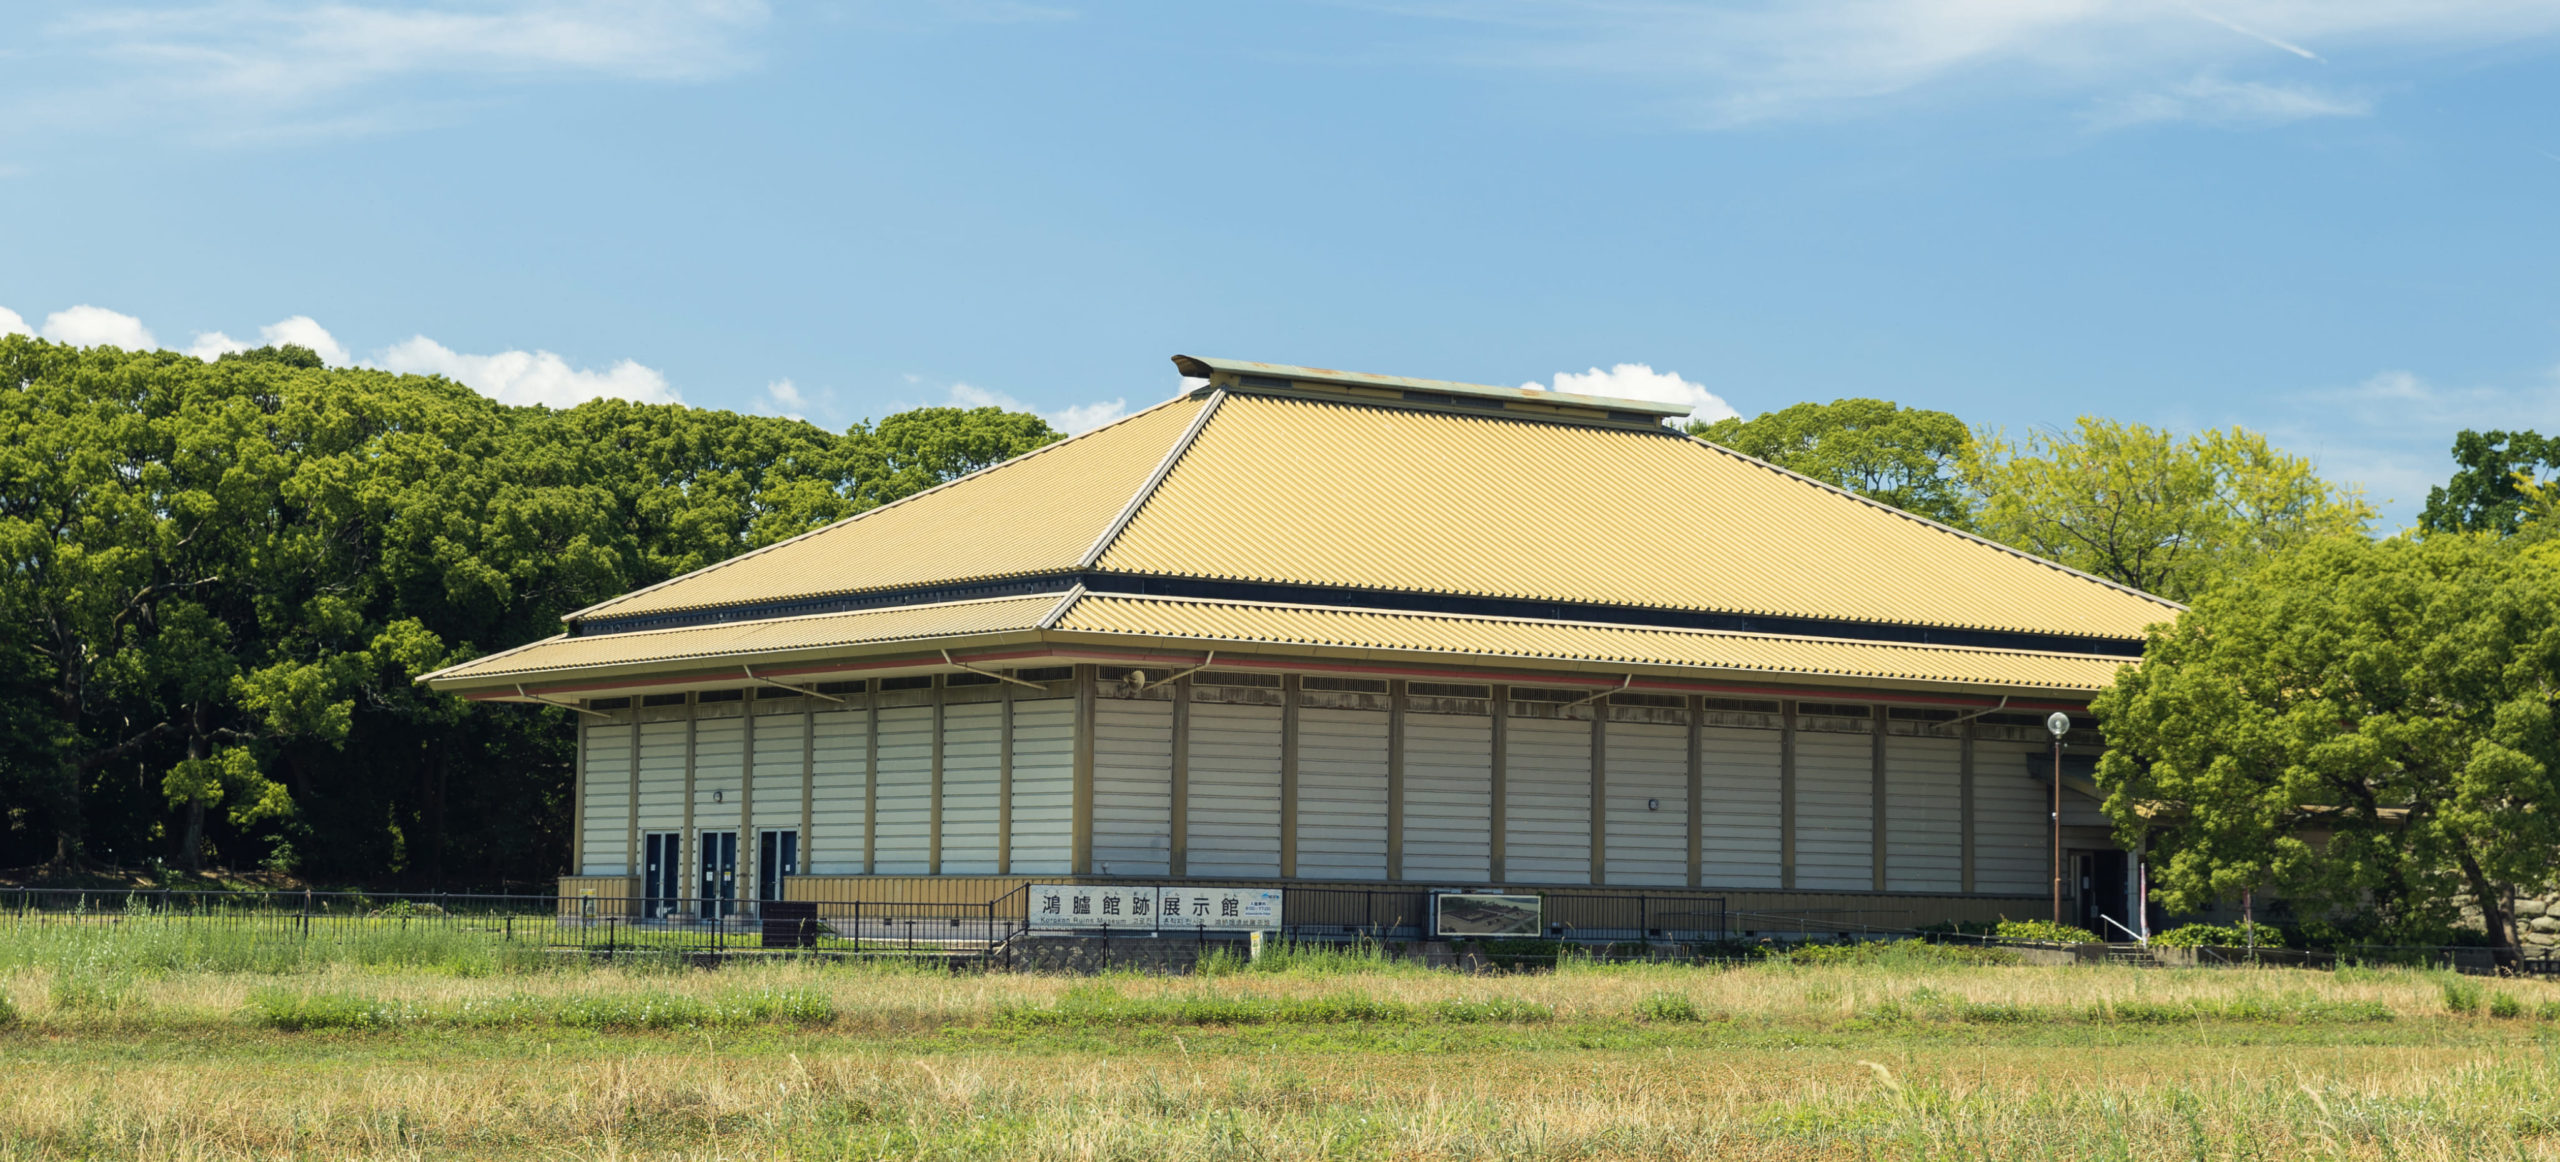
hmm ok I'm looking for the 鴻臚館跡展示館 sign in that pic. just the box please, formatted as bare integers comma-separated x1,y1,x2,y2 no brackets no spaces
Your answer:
1027,885,1282,931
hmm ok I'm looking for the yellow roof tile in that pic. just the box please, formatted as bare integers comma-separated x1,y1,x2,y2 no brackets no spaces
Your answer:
1055,595,2132,693
1096,394,2176,640
571,396,1207,621
422,595,1060,689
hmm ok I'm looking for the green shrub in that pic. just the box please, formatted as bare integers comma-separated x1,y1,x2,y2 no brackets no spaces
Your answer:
0,990,19,1028
2490,992,2523,1019
1634,992,1700,1022
2440,978,2483,1014
1994,920,2100,945
249,990,418,1031
1784,939,2018,967
1433,998,1552,1023
2152,922,2285,949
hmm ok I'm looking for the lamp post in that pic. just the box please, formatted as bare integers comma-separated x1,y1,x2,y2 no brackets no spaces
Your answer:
2047,712,2070,926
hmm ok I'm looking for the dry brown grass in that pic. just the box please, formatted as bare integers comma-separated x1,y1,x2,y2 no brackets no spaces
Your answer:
4,959,2558,1159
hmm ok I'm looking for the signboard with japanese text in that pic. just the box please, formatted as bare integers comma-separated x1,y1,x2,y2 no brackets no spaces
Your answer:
1026,885,1283,932
1028,885,1160,930
1156,887,1283,931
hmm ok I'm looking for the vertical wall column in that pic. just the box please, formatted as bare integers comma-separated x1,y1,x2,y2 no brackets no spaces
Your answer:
1489,686,1510,883
570,720,587,877
1870,704,1888,892
928,694,945,875
1168,676,1191,876
1959,719,1977,894
800,701,815,883
862,693,880,875
740,701,757,897
1588,709,1608,887
680,703,698,900
624,717,641,877
1279,674,1301,878
1386,682,1406,881
1686,695,1704,889
1779,700,1797,890
998,686,1014,876
1071,665,1096,875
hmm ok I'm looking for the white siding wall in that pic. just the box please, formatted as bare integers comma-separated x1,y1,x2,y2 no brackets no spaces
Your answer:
750,708,804,833
1792,731,1873,891
1402,711,1492,881
1008,698,1076,875
939,701,1003,874
1604,720,1687,887
806,706,868,874
1975,741,2050,894
634,718,688,839
1092,699,1174,876
1296,707,1388,879
1187,701,1284,877
1885,733,1963,892
1698,726,1783,888
691,714,744,834
872,705,935,874
1504,715,1592,884
580,722,633,876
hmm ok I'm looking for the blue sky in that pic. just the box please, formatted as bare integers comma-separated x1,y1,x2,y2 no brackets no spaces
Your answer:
6,2,2560,525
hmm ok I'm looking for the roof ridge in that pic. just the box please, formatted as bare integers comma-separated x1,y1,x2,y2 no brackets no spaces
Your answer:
1075,388,1226,568
561,394,1204,624
1674,433,2188,615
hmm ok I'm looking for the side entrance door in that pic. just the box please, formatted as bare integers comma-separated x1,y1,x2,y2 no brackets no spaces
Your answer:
758,830,799,906
699,831,738,921
642,831,681,919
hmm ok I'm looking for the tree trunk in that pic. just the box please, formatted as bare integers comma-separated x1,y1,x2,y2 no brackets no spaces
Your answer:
179,703,210,874
2455,849,2518,970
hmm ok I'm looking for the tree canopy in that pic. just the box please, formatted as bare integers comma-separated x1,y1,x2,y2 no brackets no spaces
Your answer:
1967,420,2372,604
2421,429,2556,537
1690,399,1974,529
2091,534,2560,957
0,335,1060,883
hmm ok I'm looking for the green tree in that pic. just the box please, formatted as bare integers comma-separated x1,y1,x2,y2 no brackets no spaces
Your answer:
1968,420,2371,603
2092,535,2560,961
0,334,1067,881
1690,399,1974,528
2421,429,2557,537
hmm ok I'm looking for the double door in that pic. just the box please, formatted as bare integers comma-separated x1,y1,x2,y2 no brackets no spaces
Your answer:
646,828,798,921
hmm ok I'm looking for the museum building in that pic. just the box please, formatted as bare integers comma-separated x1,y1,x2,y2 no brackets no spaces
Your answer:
421,356,2169,934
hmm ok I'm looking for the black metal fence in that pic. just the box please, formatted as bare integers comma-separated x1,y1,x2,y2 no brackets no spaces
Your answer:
5,887,1021,963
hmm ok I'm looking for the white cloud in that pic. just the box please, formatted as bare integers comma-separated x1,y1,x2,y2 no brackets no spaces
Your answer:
2091,77,2369,129
376,335,679,408
41,305,157,350
260,315,348,365
1527,363,1737,424
189,315,350,363
1429,1,2560,127
2263,366,2560,529
33,1,769,140
0,307,30,337
188,330,249,360
946,381,1128,434
759,378,809,421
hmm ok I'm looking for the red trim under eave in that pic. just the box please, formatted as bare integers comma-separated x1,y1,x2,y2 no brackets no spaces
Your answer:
465,643,2093,712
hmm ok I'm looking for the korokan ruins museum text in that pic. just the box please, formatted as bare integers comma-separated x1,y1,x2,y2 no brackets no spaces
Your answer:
423,356,2170,938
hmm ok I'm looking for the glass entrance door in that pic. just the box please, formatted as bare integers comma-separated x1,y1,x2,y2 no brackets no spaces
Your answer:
758,830,799,905
698,831,738,921
642,832,681,919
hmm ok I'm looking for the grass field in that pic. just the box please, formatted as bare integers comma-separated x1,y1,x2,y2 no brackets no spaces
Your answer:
5,926,2560,1160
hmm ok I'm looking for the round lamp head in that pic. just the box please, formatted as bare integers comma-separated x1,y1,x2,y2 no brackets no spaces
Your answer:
2046,712,2071,738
